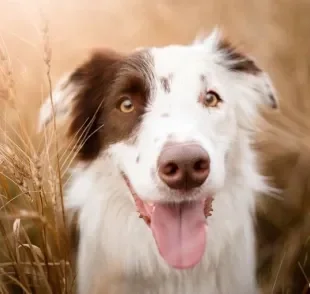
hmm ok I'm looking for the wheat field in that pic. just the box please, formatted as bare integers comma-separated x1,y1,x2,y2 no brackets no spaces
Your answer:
0,0,310,293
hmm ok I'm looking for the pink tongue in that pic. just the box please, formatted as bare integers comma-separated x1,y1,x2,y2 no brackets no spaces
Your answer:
150,201,206,269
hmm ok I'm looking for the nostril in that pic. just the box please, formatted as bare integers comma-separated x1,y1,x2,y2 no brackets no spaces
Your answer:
157,142,210,190
193,159,209,172
162,162,179,176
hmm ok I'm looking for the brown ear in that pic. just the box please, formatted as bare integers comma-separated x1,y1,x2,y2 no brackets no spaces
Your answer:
68,50,122,160
218,38,278,109
218,39,261,75
39,49,122,161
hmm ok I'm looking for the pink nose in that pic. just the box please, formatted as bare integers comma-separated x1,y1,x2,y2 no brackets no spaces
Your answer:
157,142,210,190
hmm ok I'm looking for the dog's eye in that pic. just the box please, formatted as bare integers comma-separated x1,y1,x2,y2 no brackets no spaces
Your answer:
118,96,135,113
201,91,222,107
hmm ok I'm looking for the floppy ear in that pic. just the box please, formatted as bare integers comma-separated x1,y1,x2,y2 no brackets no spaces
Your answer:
197,29,278,109
39,72,76,131
38,49,121,160
216,35,278,110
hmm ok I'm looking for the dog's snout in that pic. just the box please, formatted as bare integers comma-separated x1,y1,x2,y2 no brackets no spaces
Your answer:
157,142,210,190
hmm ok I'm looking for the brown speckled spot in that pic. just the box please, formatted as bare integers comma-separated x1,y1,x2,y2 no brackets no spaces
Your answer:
160,77,170,93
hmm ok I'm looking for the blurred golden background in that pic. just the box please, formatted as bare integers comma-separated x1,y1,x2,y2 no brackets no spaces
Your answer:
0,0,310,293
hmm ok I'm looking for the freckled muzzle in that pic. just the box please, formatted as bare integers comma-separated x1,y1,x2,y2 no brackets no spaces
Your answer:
122,147,214,271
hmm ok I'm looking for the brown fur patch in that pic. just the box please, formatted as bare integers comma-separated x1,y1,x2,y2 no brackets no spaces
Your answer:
218,38,277,109
68,49,153,161
218,39,261,75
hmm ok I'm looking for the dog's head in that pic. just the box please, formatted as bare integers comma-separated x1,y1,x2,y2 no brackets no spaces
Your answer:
39,29,278,270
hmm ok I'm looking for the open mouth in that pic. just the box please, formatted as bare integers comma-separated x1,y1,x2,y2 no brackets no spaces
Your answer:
122,173,213,270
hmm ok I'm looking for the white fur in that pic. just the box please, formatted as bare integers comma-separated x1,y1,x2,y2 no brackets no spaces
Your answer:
38,72,76,132
40,30,277,294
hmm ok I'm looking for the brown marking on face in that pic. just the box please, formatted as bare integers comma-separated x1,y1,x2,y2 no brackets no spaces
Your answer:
200,75,206,82
160,77,170,93
68,49,154,161
218,39,261,75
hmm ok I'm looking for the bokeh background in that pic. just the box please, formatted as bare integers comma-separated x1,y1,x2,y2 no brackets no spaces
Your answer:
0,0,310,293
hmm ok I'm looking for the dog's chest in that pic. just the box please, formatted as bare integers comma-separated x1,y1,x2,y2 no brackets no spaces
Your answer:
94,215,256,294
77,180,257,294
105,248,254,294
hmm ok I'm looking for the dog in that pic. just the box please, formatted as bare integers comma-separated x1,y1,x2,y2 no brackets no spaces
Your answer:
39,29,278,294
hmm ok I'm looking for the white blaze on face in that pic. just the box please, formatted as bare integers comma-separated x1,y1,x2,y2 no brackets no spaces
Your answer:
139,47,214,269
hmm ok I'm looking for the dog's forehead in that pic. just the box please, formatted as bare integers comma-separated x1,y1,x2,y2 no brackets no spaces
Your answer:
149,45,210,79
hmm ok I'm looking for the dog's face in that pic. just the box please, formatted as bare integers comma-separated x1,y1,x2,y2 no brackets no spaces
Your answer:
40,30,277,270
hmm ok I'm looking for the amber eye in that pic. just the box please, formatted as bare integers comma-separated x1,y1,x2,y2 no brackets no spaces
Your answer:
202,91,222,107
118,96,135,113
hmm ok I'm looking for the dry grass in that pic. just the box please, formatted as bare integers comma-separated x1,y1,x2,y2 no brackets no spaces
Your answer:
0,0,310,293
0,48,75,292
